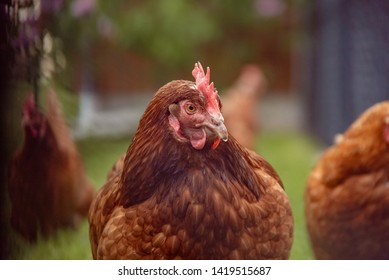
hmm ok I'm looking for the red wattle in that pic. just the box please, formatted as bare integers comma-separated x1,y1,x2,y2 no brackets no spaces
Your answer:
211,138,221,150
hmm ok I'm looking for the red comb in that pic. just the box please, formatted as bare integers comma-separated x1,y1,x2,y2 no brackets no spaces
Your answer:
192,62,217,95
192,62,219,112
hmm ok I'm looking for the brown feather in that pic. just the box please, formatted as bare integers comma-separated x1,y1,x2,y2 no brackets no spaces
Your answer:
305,101,389,259
89,79,293,259
8,90,94,242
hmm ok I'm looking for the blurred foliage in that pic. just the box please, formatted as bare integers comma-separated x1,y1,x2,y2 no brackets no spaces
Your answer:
56,0,266,65
3,0,313,95
105,0,218,67
45,0,306,89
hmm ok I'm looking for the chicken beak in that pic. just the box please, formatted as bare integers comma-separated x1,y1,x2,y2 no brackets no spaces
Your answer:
204,114,229,143
216,122,228,142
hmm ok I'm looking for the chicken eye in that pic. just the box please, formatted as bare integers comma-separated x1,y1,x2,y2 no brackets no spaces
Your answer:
185,103,197,114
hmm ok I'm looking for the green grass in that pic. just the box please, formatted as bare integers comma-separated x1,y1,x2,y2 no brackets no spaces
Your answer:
10,131,320,260
76,137,131,188
257,131,320,260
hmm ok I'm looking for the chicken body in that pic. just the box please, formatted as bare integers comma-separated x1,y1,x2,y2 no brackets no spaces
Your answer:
305,101,389,259
222,65,266,150
8,91,94,242
89,64,293,260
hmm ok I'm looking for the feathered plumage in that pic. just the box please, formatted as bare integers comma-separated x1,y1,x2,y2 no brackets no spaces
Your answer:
8,90,94,242
89,63,293,259
305,101,389,259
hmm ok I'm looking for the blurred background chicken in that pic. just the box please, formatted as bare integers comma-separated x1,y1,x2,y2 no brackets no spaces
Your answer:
8,91,94,242
305,101,389,259
88,63,293,260
221,64,266,150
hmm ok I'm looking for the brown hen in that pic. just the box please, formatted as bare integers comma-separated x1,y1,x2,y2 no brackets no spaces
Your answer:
305,101,389,259
89,63,293,260
8,90,94,242
222,64,266,150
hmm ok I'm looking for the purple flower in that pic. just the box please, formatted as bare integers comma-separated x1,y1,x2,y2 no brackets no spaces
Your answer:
255,0,286,17
97,15,114,38
41,0,64,14
71,0,96,18
12,19,39,50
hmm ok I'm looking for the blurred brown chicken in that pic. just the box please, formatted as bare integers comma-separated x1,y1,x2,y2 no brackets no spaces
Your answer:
89,63,293,260
8,90,94,242
305,101,389,259
221,64,266,150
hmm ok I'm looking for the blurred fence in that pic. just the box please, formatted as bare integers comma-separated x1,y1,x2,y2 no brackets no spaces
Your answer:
305,0,389,145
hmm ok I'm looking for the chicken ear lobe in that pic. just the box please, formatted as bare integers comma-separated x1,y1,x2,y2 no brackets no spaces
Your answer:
168,104,181,132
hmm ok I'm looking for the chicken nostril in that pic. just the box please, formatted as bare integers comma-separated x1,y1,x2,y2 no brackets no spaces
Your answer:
212,118,222,126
